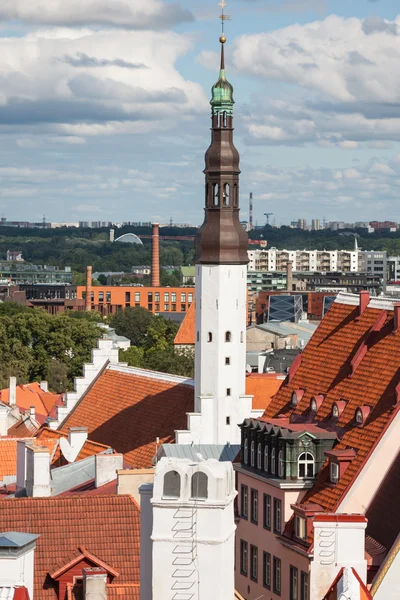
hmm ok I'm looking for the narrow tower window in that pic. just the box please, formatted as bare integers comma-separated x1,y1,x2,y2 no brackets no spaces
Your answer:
213,183,219,206
205,183,209,207
208,332,212,342
233,184,238,207
191,472,208,500
163,470,181,499
223,111,227,128
225,331,232,342
223,183,230,206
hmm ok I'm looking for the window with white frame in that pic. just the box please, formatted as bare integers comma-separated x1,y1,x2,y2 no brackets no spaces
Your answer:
244,439,248,464
250,545,258,582
263,494,271,530
278,450,284,478
356,408,363,424
263,552,271,589
295,516,306,539
290,565,299,600
273,556,281,595
330,461,339,483
301,572,309,600
291,392,298,406
273,498,282,533
298,452,315,479
240,540,248,576
251,441,255,467
264,446,269,472
271,448,276,475
251,489,258,524
257,443,262,469
310,398,317,412
332,404,339,418
241,485,248,519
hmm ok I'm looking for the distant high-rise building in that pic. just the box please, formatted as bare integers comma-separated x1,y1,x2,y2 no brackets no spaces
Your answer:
311,219,321,231
297,218,307,230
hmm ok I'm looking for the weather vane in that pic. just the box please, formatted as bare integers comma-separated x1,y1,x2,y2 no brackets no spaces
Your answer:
219,0,230,42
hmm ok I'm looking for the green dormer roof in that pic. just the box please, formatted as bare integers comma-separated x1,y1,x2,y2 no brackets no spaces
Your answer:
211,42,234,116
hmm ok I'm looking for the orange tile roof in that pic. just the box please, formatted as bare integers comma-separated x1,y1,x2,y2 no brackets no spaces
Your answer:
245,373,284,411
174,301,195,345
0,382,62,420
60,366,194,468
35,426,112,466
108,584,140,598
0,437,57,480
7,416,39,438
0,495,140,598
262,298,400,520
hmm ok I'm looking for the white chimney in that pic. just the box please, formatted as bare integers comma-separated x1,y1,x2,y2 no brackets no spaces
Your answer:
95,453,123,488
310,514,367,600
25,445,51,497
9,376,17,406
0,532,39,600
0,404,8,436
30,406,35,419
39,381,48,393
16,440,33,494
83,567,107,599
68,426,88,450
117,468,155,504
139,483,154,600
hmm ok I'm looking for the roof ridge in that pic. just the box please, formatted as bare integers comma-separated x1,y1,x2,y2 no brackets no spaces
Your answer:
335,290,400,311
107,363,195,386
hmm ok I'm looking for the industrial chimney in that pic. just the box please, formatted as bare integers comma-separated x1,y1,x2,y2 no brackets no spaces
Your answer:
287,261,293,292
85,266,92,311
151,223,160,287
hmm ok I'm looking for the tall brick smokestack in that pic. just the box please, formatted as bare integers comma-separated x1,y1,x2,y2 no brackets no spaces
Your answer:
85,266,92,311
152,223,160,287
287,261,293,292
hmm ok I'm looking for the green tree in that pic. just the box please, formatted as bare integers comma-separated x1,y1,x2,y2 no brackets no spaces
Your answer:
45,359,70,393
110,306,154,347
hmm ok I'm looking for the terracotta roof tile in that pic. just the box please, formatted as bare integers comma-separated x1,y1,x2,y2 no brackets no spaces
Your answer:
7,416,39,438
262,299,400,518
245,373,284,411
174,302,195,345
0,383,61,419
0,495,140,598
35,427,111,466
0,437,57,480
108,584,140,598
60,367,195,468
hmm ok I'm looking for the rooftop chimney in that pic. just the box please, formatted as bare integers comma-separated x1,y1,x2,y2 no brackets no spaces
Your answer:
359,291,370,316
68,426,88,450
95,453,123,488
310,514,367,600
9,376,17,406
0,404,8,436
25,445,51,497
83,567,107,600
39,380,48,393
29,406,35,419
0,532,39,600
117,468,155,504
85,266,93,312
151,223,160,287
393,303,400,333
287,261,293,292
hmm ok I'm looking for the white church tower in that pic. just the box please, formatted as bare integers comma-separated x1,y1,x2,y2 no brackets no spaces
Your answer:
177,20,252,447
140,457,237,600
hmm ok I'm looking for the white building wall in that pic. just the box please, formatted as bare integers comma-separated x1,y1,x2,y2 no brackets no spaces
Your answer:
191,264,252,444
151,458,236,600
0,545,36,599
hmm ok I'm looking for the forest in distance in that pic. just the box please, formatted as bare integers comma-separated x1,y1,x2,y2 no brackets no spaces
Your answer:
0,224,400,277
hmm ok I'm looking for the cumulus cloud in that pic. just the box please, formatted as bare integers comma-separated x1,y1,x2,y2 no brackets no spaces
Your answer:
231,15,400,146
0,28,207,133
0,0,194,29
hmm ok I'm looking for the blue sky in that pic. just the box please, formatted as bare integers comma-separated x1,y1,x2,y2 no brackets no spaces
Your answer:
1,0,400,226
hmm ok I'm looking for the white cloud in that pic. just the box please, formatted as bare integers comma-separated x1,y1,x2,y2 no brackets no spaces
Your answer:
0,0,194,29
0,28,208,136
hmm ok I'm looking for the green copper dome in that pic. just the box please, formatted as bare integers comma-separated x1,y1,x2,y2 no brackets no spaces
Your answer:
211,43,234,116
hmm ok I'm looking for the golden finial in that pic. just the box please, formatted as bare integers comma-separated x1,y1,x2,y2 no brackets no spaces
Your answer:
219,0,230,43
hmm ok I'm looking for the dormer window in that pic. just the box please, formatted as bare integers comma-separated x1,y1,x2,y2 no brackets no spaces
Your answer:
330,462,339,484
310,398,317,412
355,406,371,426
291,392,298,407
257,443,262,469
331,400,346,419
332,404,339,418
310,394,324,413
298,452,315,479
244,439,248,464
250,441,255,467
264,446,269,472
295,515,306,540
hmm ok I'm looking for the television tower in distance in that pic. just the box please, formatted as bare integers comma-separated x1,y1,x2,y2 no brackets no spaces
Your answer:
249,192,253,230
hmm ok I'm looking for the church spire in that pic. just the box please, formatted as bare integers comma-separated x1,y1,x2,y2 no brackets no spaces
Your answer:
195,3,248,265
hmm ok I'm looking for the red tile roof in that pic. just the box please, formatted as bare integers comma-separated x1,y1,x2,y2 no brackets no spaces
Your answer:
60,366,195,468
0,495,140,598
0,382,62,421
0,437,57,480
245,373,284,411
35,427,111,466
174,301,195,345
108,584,140,598
7,416,39,438
262,296,400,517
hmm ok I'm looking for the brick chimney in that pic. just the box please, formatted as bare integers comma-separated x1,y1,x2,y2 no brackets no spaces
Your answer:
85,266,93,312
359,291,370,316
83,567,107,600
310,514,367,599
95,453,123,488
25,445,51,497
151,223,160,287
9,376,17,406
287,261,293,292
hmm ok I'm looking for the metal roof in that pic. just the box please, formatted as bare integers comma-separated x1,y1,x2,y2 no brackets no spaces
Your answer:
0,532,39,548
157,444,240,463
256,320,318,344
50,449,113,496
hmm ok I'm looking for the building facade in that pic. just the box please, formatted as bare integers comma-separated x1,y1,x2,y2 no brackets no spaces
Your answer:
248,249,360,273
